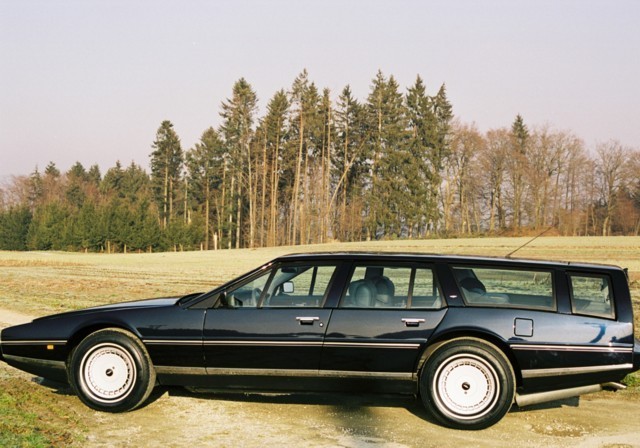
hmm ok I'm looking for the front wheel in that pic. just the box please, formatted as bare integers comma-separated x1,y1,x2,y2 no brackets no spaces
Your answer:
420,338,515,430
68,328,156,412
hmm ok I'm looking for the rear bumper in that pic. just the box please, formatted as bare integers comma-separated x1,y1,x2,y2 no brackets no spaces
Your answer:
634,338,640,372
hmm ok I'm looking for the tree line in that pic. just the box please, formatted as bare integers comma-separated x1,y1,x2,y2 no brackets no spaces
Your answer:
1,70,639,252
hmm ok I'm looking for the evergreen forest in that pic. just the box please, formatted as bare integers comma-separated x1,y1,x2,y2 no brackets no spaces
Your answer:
1,70,639,252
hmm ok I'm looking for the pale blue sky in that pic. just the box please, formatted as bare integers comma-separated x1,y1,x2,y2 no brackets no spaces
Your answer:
1,0,638,181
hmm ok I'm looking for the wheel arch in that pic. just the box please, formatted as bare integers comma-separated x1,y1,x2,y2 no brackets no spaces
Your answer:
416,330,522,389
66,322,143,364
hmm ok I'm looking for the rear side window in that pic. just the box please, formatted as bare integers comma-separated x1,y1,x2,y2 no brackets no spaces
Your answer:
452,266,555,310
569,274,614,319
340,265,443,309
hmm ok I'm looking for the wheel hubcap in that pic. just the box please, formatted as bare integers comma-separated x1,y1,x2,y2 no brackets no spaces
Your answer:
81,343,136,403
434,353,499,419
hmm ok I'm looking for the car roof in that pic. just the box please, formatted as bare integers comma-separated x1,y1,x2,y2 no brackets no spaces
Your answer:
274,252,622,271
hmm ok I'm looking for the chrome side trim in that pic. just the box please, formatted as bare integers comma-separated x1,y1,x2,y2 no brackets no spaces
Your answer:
511,344,633,353
154,366,413,381
143,340,202,346
204,340,324,347
1,340,67,346
521,363,634,379
324,342,420,349
144,339,420,349
144,340,324,347
155,366,207,375
318,370,413,380
4,354,66,370
207,368,413,380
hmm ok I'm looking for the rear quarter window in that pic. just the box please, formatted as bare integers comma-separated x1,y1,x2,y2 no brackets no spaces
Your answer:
569,273,615,319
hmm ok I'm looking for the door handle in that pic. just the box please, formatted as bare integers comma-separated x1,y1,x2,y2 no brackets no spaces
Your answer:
401,318,425,327
296,316,320,325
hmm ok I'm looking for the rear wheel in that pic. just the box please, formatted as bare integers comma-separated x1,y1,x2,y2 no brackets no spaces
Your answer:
420,338,515,429
69,328,156,412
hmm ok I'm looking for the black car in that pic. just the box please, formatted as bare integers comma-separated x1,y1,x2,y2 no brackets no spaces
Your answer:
1,253,639,429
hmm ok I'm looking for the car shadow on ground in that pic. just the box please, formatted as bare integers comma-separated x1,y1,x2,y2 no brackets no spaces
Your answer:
34,377,583,425
153,385,582,413
158,385,441,423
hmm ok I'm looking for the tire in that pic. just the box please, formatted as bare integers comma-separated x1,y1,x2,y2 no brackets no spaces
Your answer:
420,338,515,430
68,328,156,413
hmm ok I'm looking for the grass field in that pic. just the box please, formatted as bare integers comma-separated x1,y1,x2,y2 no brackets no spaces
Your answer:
0,236,639,446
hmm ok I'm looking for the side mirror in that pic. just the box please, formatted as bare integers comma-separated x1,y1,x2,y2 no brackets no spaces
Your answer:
219,292,235,308
282,281,294,294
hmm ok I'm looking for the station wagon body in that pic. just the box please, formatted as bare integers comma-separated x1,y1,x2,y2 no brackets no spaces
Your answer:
1,252,639,429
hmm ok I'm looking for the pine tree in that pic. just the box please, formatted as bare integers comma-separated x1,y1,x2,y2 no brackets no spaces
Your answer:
365,71,410,238
333,85,366,240
186,127,225,249
262,90,289,246
430,84,454,232
405,75,435,236
44,162,60,178
101,161,125,195
121,162,151,204
76,201,101,252
316,88,335,242
509,114,529,229
87,164,102,186
27,168,44,210
27,201,69,250
0,206,32,250
150,120,183,229
219,78,258,248
283,70,323,244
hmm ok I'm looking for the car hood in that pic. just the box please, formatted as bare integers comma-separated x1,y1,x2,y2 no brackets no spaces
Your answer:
32,297,182,322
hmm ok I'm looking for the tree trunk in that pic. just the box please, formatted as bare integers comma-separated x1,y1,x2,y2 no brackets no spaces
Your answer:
246,139,255,248
169,177,174,224
228,174,234,249
260,132,268,247
184,177,188,224
341,130,348,241
236,177,241,249
291,115,304,245
204,182,210,250
163,164,169,229
269,126,281,247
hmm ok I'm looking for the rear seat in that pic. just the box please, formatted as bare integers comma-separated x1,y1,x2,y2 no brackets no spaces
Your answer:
343,279,377,307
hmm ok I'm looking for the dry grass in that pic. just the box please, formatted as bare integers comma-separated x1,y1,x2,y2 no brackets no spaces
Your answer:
0,364,86,447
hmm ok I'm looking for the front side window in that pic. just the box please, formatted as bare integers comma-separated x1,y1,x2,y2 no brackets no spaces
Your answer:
453,266,555,310
224,263,338,308
224,269,272,308
263,264,337,308
340,264,443,309
569,274,614,319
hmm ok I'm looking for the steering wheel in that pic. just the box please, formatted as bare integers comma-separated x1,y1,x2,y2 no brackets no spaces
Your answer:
252,288,262,303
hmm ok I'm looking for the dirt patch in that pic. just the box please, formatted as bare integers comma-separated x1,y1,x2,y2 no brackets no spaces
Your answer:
58,387,640,448
0,308,33,327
